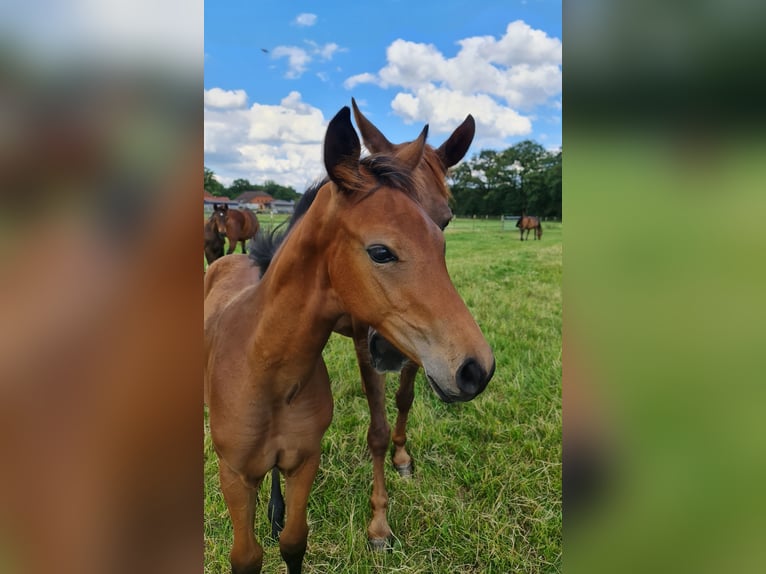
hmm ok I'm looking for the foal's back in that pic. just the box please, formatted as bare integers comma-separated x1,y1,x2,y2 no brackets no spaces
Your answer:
203,254,261,402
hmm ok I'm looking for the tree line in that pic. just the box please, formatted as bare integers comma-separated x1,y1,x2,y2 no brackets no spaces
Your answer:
204,168,301,202
449,140,561,219
205,140,561,219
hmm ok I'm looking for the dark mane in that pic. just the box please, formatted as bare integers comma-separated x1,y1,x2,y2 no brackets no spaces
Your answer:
248,152,417,278
359,153,417,198
248,179,326,277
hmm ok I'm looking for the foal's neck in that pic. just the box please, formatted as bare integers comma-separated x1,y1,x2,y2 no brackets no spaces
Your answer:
249,191,342,370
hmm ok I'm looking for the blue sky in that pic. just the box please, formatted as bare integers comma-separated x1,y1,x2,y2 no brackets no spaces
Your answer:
205,0,561,190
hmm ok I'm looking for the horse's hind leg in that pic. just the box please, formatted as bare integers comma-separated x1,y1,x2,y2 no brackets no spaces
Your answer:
219,461,263,573
391,362,418,477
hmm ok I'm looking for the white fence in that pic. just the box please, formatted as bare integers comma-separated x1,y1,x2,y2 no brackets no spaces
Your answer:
501,215,521,231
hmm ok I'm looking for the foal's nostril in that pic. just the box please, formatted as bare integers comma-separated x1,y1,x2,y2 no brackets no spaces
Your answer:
456,358,490,397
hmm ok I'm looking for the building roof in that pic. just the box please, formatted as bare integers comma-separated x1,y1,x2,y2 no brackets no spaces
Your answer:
236,191,274,203
203,192,237,204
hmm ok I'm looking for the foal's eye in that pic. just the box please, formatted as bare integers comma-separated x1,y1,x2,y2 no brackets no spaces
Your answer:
366,245,398,264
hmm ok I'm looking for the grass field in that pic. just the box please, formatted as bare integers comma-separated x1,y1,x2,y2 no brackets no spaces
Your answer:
204,218,562,573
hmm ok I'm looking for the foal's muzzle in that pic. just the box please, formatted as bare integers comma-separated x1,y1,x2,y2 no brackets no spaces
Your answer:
368,329,409,373
427,357,495,403
456,357,494,398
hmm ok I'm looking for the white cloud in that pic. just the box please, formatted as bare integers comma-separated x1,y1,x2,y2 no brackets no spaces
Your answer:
344,19,561,141
271,46,312,78
391,86,532,140
317,42,341,60
294,13,317,27
204,88,247,109
343,72,381,90
272,42,344,78
204,90,328,191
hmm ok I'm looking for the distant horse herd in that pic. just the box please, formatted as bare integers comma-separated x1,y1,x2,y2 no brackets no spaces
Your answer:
205,206,542,264
204,203,260,265
203,99,542,573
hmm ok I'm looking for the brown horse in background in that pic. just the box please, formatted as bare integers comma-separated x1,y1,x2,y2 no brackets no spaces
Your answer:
349,99,478,547
204,217,225,265
261,98,480,549
516,213,542,241
211,203,260,254
204,107,494,574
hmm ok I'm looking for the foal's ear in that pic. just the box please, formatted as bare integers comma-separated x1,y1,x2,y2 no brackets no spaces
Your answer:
324,106,362,192
436,114,475,168
351,97,394,154
396,124,428,171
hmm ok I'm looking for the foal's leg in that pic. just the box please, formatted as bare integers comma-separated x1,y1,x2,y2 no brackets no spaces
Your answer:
226,236,236,255
219,461,263,574
391,362,419,476
363,367,395,547
280,453,321,574
353,328,395,547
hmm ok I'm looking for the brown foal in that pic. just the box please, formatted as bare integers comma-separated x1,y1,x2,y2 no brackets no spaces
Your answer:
210,203,260,254
204,107,494,573
266,99,480,548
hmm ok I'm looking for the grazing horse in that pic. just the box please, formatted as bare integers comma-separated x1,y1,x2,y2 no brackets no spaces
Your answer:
257,99,479,548
203,216,225,265
211,203,260,254
516,213,542,241
204,107,494,574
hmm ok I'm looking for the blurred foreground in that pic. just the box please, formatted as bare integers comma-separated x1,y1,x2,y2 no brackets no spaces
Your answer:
565,1,766,572
0,2,202,573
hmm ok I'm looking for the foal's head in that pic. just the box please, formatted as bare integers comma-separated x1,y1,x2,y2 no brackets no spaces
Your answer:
352,97,475,231
210,204,228,235
321,107,494,402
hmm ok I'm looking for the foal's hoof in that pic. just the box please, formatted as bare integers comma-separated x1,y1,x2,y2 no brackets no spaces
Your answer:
394,461,414,478
368,537,392,552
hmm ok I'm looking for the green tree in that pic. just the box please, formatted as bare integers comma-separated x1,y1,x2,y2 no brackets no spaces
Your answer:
538,149,562,220
262,180,300,202
204,166,226,196
228,178,254,197
500,140,547,214
448,141,561,218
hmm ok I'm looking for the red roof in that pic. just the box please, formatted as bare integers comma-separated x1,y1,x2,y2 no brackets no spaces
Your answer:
236,191,274,204
203,192,236,204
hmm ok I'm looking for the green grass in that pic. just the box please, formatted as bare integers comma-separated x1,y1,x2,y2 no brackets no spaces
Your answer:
204,218,562,573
